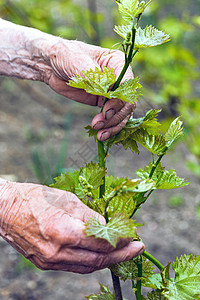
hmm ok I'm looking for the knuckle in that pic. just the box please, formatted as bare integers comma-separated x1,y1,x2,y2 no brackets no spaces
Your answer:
94,255,107,268
113,49,125,60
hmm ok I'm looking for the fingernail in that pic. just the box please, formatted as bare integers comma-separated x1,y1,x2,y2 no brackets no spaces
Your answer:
93,121,105,130
136,243,145,256
100,132,110,141
105,109,115,120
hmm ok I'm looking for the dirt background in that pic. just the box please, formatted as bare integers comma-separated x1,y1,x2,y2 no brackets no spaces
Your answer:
0,77,200,299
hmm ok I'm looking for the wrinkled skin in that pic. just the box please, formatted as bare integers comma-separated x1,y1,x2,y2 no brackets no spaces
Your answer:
46,40,136,141
0,182,144,274
0,34,143,274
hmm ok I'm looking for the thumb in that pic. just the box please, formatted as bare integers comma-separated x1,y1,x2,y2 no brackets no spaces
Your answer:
81,206,106,225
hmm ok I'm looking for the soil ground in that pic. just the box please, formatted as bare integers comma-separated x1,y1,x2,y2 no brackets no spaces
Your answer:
0,77,200,299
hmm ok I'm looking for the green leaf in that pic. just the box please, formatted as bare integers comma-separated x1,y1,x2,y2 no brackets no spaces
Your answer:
111,256,154,282
116,0,152,22
106,109,162,152
156,169,189,189
116,0,139,22
109,78,142,104
165,117,183,147
84,214,137,247
144,290,166,300
135,26,170,48
81,162,106,190
85,284,115,300
173,254,200,281
136,162,189,189
165,277,200,300
104,176,154,218
136,162,164,181
125,109,161,132
85,125,98,141
67,66,116,97
162,255,200,300
114,24,132,39
131,128,166,155
122,138,139,153
50,170,85,199
68,67,141,104
145,273,163,289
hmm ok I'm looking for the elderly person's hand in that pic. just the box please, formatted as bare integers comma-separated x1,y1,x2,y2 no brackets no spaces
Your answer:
0,18,135,141
0,181,144,274
47,41,135,141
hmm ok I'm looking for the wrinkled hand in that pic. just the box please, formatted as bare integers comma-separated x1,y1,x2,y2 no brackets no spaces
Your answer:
0,182,144,274
47,40,135,141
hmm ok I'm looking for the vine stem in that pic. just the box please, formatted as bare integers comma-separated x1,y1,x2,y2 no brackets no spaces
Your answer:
131,146,169,217
98,140,106,197
142,251,164,271
111,271,123,300
97,19,138,300
135,255,143,300
149,150,167,179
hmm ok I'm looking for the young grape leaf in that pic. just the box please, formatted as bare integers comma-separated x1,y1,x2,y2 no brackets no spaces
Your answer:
144,273,163,289
84,125,98,141
165,278,200,300
85,284,115,300
68,67,141,104
50,170,85,199
136,162,189,189
161,255,200,299
67,66,116,98
125,109,161,131
105,175,128,189
136,162,164,181
116,0,139,22
173,254,200,281
156,169,189,189
114,24,132,39
116,0,152,22
131,128,166,155
121,137,139,153
135,26,170,48
109,78,142,104
104,177,154,218
105,109,162,152
111,256,154,282
106,192,137,218
104,176,136,217
165,117,183,148
84,214,138,247
143,290,166,300
81,162,106,190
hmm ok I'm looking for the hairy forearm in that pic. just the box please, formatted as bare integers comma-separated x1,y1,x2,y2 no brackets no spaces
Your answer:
0,18,62,82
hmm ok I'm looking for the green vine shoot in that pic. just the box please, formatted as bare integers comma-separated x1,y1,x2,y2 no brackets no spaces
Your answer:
51,0,200,299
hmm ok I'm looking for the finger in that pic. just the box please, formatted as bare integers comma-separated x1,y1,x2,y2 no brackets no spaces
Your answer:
91,100,135,132
47,212,131,253
30,241,145,272
96,113,131,141
49,75,100,106
30,241,144,274
29,256,96,274
91,99,124,129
